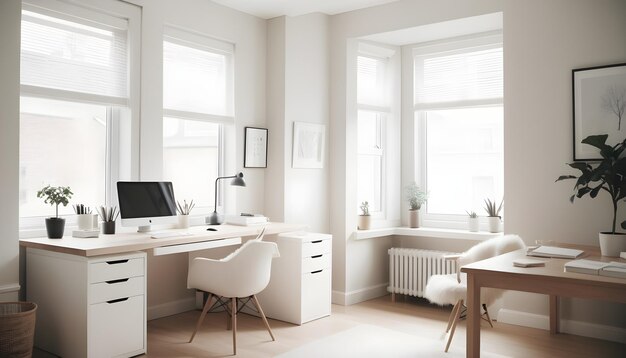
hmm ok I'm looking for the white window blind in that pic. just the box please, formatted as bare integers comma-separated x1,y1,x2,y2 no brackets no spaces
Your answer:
21,8,128,100
357,55,387,107
414,46,502,105
163,39,232,116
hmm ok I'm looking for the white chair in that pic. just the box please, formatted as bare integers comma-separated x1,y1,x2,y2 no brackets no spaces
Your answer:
424,234,526,352
187,227,278,355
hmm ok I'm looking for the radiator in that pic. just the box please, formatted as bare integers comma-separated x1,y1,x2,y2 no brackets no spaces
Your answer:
388,248,459,298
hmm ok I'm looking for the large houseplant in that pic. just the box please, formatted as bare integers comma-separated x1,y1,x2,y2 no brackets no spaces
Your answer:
556,134,626,256
37,185,73,239
405,182,428,228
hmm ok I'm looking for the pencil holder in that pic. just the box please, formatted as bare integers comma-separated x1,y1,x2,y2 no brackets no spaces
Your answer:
102,221,116,235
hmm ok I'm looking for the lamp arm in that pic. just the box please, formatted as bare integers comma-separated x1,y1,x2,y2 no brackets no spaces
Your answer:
213,175,237,213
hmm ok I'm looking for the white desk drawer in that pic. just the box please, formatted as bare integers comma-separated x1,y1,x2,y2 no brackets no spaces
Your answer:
302,254,331,273
88,295,144,358
301,269,331,323
302,240,331,257
89,257,144,283
89,276,144,304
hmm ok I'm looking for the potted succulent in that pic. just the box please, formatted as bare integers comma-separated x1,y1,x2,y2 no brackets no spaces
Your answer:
405,182,428,228
37,185,73,239
556,134,626,256
466,211,479,232
176,199,195,229
358,201,371,230
483,198,503,233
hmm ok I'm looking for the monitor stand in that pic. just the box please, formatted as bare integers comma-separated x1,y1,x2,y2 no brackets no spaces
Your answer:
137,225,151,233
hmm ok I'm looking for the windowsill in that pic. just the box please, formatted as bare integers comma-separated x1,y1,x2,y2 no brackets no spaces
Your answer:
354,227,503,241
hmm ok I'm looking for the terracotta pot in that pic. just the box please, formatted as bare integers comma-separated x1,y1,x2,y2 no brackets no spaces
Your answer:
358,215,371,230
599,232,626,257
409,210,419,228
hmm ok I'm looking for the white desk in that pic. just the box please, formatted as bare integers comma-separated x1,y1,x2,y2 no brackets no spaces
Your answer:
19,222,304,358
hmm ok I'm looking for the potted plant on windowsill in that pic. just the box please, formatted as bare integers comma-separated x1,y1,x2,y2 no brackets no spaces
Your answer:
556,134,626,257
483,198,503,233
358,201,371,230
466,211,479,232
405,182,428,228
37,185,73,239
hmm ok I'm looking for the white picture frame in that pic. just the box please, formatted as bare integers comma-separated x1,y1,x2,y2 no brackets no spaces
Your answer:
292,122,325,169
244,127,268,168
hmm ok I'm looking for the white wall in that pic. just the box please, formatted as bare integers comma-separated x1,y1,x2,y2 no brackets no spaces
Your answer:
0,0,21,302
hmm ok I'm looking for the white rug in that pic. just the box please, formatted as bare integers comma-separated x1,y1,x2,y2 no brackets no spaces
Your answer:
276,324,508,358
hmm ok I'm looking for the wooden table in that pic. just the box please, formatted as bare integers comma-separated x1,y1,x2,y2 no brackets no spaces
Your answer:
461,245,626,358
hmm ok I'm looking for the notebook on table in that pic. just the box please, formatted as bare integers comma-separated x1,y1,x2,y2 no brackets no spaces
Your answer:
527,245,584,259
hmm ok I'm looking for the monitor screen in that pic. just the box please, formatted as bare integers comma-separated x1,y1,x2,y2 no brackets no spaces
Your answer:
117,181,177,219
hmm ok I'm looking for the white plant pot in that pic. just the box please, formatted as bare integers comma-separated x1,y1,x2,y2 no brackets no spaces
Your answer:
468,217,480,232
358,215,371,230
487,217,501,233
77,214,97,230
178,214,190,229
408,210,419,228
599,232,626,257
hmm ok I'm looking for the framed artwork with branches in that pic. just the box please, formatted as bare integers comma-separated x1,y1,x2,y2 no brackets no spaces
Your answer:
573,62,626,161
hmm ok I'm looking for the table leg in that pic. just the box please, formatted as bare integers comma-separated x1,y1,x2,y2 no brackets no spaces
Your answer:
550,295,559,335
466,273,481,358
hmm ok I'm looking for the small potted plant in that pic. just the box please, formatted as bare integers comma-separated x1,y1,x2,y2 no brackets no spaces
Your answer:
466,211,479,232
405,182,428,228
556,134,626,256
358,201,371,230
483,198,503,233
37,185,73,239
97,206,119,235
176,199,195,229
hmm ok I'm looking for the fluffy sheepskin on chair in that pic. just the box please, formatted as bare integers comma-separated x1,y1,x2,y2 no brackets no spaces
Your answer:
424,235,525,306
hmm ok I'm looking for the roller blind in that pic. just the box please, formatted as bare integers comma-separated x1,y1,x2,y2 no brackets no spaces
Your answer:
414,45,502,105
20,8,128,100
357,55,387,107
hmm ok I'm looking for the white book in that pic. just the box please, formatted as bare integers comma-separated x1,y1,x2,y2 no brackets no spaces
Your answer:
599,261,626,279
564,259,609,275
72,229,100,238
513,258,546,268
528,245,584,259
224,215,268,226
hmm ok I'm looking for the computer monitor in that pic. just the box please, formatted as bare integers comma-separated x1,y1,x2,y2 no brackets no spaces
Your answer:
117,181,178,232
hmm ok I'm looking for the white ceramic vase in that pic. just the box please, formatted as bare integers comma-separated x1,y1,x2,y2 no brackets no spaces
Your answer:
487,217,501,233
409,210,419,228
468,217,480,232
178,214,190,229
599,232,626,257
358,215,371,230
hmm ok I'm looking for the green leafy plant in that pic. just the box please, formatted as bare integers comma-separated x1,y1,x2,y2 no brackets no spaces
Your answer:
37,185,73,218
556,134,626,234
360,201,370,216
466,210,478,218
483,198,503,218
405,182,428,210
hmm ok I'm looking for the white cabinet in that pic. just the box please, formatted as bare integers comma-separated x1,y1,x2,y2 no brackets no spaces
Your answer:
26,248,146,358
256,232,332,325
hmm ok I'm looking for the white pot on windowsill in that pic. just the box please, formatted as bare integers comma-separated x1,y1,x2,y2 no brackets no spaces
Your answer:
468,217,479,232
358,215,371,230
408,209,420,228
487,216,501,233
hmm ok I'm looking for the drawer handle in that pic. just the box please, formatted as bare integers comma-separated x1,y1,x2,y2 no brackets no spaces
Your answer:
311,254,323,259
106,259,129,265
311,269,323,274
105,278,129,284
311,240,323,243
107,297,129,304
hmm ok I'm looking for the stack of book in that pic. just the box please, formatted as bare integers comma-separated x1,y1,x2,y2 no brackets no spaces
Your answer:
224,214,269,226
564,259,626,278
527,246,584,259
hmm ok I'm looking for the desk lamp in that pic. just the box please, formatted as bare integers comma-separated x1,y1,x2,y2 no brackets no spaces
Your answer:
206,172,246,225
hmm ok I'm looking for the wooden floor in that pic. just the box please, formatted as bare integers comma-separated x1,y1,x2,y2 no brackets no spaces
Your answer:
141,295,625,358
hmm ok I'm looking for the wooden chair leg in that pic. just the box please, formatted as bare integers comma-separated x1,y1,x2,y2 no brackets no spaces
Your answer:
446,300,461,333
482,304,494,328
189,293,213,343
231,297,237,355
251,295,275,341
445,299,463,353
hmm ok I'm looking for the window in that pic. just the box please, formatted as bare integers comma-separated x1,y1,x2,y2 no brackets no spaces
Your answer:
414,34,503,228
357,54,389,215
162,28,233,214
19,1,138,229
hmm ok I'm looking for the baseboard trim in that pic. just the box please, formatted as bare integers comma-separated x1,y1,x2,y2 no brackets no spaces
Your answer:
0,283,20,295
147,297,196,321
332,283,389,306
498,308,626,343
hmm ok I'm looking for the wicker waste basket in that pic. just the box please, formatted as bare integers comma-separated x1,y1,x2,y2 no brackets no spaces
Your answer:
0,302,37,358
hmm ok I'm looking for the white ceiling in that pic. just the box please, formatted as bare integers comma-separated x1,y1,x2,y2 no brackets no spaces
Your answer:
211,0,401,19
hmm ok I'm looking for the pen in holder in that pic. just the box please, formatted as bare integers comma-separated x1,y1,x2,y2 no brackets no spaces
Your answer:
176,199,195,229
97,206,119,235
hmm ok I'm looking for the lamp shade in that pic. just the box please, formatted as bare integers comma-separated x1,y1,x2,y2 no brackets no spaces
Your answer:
231,172,246,187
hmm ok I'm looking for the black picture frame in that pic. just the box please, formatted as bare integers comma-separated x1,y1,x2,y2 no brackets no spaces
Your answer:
572,62,626,161
244,127,268,168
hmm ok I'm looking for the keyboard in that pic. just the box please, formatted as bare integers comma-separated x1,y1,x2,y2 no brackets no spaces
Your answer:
150,231,194,239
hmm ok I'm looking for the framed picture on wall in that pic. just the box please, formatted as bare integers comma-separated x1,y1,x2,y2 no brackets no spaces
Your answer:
573,62,626,161
244,127,268,168
292,122,325,168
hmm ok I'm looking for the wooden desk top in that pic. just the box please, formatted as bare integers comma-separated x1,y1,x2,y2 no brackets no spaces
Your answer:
20,222,305,257
461,244,626,287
